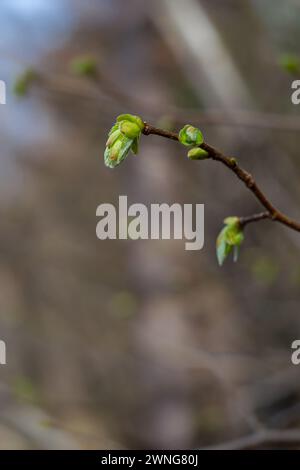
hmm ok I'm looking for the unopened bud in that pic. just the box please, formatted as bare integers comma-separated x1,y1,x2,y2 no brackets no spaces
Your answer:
119,121,141,140
179,124,203,147
187,147,208,160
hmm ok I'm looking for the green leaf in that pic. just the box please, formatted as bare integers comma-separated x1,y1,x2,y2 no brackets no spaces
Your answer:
104,146,113,168
216,236,232,266
108,123,119,136
179,124,204,147
117,137,134,165
216,217,244,266
104,135,133,168
106,129,121,148
131,138,139,155
225,224,244,246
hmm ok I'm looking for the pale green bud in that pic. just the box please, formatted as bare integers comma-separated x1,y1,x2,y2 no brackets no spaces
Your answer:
116,114,144,131
119,121,141,140
187,147,209,160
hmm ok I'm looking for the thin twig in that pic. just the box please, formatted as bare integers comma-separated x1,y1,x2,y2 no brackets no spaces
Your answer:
142,123,300,233
239,212,270,228
32,69,300,132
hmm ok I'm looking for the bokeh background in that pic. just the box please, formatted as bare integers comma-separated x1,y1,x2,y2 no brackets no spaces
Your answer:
1,0,300,449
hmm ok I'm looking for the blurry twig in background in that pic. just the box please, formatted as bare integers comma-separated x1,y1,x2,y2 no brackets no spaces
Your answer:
6,51,300,132
39,70,300,132
149,0,251,109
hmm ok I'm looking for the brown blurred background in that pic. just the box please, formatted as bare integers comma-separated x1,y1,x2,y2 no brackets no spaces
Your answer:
1,0,300,449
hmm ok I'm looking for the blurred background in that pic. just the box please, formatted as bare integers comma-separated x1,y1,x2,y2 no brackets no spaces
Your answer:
1,0,300,450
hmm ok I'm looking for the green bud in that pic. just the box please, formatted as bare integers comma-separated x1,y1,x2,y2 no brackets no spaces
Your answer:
104,114,144,168
131,138,139,155
117,114,144,131
216,217,244,266
279,54,300,75
119,121,141,140
224,216,239,226
71,56,97,77
179,124,203,147
13,68,37,97
187,147,209,160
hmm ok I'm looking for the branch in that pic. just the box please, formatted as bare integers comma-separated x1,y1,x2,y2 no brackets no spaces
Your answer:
239,212,270,228
142,123,300,233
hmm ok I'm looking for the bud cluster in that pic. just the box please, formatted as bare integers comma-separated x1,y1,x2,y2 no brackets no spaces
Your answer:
178,125,208,160
104,114,144,168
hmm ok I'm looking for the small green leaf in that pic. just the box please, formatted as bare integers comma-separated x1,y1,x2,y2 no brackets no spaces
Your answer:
106,129,121,147
118,137,134,164
225,224,244,246
217,235,232,266
104,135,134,168
104,146,112,168
108,123,119,136
216,217,244,266
179,124,203,147
131,138,139,155
187,147,209,160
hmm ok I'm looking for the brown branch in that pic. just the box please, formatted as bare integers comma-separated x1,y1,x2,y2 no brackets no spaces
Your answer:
239,212,270,228
142,122,300,233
